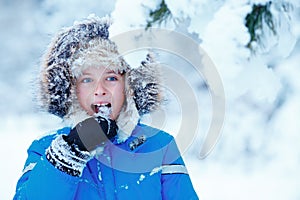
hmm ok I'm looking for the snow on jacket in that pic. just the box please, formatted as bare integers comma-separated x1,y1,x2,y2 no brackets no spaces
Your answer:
14,123,199,200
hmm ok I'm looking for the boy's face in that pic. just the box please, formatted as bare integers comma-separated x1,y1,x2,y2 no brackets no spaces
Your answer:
76,66,125,120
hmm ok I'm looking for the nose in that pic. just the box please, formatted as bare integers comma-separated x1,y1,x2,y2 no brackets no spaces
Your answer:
94,81,107,96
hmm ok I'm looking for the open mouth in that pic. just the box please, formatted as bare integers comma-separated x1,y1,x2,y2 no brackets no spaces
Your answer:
92,103,112,118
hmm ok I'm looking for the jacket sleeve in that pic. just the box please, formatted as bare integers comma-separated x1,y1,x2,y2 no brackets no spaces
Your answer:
13,132,81,200
161,136,199,200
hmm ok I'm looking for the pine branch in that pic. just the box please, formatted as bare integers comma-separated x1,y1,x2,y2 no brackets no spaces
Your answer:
245,2,276,52
146,0,171,30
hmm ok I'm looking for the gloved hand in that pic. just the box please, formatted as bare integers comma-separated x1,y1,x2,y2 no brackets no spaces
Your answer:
46,116,118,176
63,117,118,152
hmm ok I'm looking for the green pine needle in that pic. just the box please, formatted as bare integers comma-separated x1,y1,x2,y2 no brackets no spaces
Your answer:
245,2,276,51
146,0,171,30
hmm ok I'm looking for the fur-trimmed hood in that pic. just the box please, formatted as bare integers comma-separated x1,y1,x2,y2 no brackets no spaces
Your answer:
38,14,163,141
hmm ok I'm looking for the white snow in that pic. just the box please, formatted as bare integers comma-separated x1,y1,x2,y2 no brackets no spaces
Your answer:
137,174,146,184
93,106,112,119
1,0,300,200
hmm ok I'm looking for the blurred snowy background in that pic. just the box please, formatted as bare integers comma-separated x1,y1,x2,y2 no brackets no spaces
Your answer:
1,0,300,199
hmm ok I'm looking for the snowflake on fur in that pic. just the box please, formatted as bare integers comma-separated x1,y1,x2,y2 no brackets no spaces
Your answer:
128,53,162,115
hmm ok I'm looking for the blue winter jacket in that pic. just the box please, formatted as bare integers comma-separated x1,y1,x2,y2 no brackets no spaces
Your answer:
14,123,199,200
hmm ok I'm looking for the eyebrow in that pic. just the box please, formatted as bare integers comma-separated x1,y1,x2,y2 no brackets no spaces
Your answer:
81,72,92,75
80,71,114,76
105,70,125,76
80,69,120,76
105,70,118,74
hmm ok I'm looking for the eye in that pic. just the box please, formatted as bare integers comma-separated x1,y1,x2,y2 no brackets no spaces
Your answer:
81,77,93,83
106,76,117,81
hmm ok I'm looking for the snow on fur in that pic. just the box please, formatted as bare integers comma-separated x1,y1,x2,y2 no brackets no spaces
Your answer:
128,53,163,115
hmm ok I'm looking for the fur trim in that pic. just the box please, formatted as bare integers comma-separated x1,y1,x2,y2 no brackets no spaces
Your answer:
128,53,163,115
72,39,130,78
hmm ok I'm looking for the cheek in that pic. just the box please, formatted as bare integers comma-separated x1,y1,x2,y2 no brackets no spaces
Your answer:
111,85,126,117
119,93,126,108
119,84,126,106
114,90,125,108
76,86,86,103
76,86,92,112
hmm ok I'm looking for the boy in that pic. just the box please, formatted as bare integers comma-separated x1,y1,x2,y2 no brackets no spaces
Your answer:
14,15,198,200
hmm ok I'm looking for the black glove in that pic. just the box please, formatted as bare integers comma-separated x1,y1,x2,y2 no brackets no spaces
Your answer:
63,117,118,152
